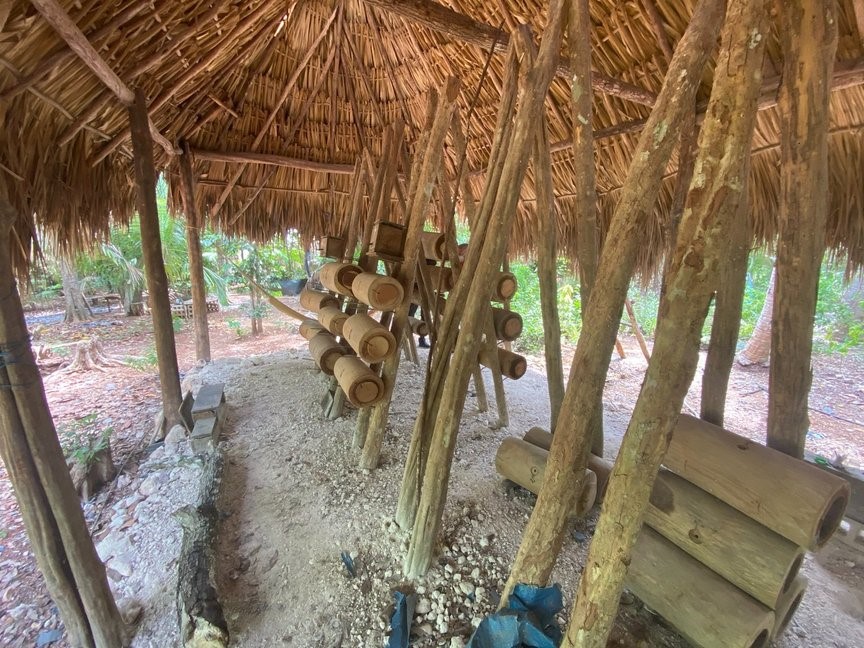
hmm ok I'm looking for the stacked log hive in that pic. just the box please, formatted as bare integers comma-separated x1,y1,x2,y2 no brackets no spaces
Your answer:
319,305,348,336
492,271,518,301
408,316,429,337
495,437,597,518
319,262,363,296
479,347,527,380
521,416,851,646
343,313,397,363
491,307,523,341
420,231,446,261
299,319,327,340
299,288,338,312
333,356,385,407
351,272,404,311
522,428,613,497
308,332,347,375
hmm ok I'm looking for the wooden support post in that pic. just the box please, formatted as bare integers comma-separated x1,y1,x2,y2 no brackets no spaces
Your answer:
767,0,839,458
570,0,603,452
404,6,566,578
533,113,565,430
563,1,769,644
0,208,125,647
701,186,750,426
359,83,459,470
624,298,651,363
129,90,183,433
179,143,211,363
482,315,509,428
472,365,489,412
504,0,727,604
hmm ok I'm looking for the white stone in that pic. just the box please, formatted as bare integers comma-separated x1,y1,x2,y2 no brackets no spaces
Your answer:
164,425,186,445
450,637,465,648
415,598,431,615
459,582,475,596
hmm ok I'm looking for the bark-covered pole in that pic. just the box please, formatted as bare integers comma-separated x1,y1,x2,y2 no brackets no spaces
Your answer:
532,116,565,430
701,176,751,426
0,204,126,647
503,0,727,599
767,0,838,458
569,0,603,453
403,2,567,578
129,89,183,432
564,0,770,643
179,142,211,363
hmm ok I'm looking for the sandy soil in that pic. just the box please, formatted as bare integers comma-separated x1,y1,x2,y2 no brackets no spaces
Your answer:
1,298,863,647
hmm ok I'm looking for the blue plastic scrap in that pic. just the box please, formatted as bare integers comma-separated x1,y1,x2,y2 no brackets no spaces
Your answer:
387,590,418,648
466,583,564,648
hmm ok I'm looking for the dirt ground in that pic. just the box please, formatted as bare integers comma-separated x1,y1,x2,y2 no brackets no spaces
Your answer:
1,296,863,647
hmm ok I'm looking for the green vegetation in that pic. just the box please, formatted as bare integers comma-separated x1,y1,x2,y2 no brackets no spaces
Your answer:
126,346,158,370
56,413,112,468
508,251,864,356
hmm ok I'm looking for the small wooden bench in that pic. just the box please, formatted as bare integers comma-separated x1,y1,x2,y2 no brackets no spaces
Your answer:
190,383,226,454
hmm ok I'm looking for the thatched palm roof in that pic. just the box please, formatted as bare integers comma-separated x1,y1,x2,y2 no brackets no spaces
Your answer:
1,0,863,274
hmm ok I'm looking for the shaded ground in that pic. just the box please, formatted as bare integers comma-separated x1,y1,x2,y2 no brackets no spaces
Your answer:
0,296,862,646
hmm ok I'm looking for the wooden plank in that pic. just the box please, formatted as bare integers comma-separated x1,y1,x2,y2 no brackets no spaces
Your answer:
190,148,355,174
191,383,226,419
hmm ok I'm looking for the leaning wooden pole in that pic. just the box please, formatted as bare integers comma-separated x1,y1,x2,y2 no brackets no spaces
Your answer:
129,89,183,432
359,83,459,470
404,6,566,578
564,1,769,644
503,0,727,600
179,142,211,364
701,182,750,426
569,0,603,453
0,207,125,647
533,116,565,430
767,0,838,458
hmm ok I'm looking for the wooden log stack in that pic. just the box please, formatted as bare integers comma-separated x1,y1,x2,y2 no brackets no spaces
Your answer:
522,415,851,645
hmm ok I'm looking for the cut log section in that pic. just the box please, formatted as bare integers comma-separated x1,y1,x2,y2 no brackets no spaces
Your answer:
491,307,523,341
351,272,405,311
645,470,805,609
666,414,850,549
334,356,385,407
771,575,807,640
299,288,339,312
408,316,429,337
495,437,596,518
627,527,774,648
479,347,527,379
309,333,347,375
523,427,614,499
420,231,447,261
343,313,397,362
319,262,363,296
493,271,518,301
319,306,349,336
299,319,327,341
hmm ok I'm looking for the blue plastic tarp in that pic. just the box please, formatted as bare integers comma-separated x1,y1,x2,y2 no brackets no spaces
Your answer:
466,583,564,648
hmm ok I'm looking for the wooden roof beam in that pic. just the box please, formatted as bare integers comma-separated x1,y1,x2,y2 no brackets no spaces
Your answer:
28,0,179,157
190,148,356,174
853,0,864,49
640,0,674,63
362,0,657,107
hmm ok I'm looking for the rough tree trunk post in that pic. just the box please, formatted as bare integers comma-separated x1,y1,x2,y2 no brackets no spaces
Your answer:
533,114,565,431
569,0,603,453
60,254,91,323
564,1,769,644
404,6,566,578
503,0,727,600
359,87,457,470
701,181,751,426
0,206,125,647
738,265,775,365
767,0,838,458
179,141,211,363
128,89,183,432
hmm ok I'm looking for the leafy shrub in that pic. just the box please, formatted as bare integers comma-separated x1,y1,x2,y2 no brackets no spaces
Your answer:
57,413,112,468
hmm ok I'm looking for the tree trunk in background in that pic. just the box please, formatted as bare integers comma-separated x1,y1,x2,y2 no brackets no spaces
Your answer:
564,0,769,642
129,90,183,434
738,266,775,366
767,0,838,459
179,142,211,363
569,0,603,454
0,204,126,648
60,255,90,323
503,0,726,600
